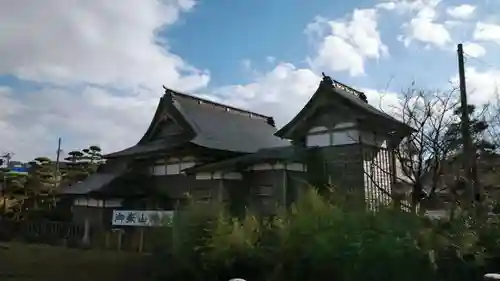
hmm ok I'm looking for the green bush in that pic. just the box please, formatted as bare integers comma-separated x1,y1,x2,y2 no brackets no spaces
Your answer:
150,189,500,281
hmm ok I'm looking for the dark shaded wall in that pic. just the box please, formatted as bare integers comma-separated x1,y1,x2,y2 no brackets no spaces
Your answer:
308,144,365,192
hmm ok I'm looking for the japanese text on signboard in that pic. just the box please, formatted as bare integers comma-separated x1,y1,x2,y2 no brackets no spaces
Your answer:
112,210,174,227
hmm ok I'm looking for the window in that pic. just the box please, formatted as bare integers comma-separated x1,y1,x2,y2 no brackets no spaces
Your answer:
104,199,123,208
166,164,181,175
151,161,197,176
306,126,360,147
152,164,166,176
180,162,196,170
151,163,178,175
152,156,196,176
195,172,212,180
74,198,105,207
306,133,330,147
332,129,359,145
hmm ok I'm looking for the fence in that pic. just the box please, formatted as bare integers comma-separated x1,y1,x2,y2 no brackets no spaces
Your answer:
0,219,164,252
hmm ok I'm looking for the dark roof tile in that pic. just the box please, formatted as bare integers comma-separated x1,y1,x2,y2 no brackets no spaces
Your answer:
172,93,290,153
105,139,184,158
105,88,290,158
59,161,129,195
184,145,309,173
276,76,415,138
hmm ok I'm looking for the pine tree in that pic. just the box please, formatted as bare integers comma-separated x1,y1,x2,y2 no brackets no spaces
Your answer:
63,145,104,184
25,157,58,211
443,104,495,156
442,104,499,204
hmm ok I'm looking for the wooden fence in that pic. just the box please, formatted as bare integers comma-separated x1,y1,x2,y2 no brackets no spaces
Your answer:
0,219,165,252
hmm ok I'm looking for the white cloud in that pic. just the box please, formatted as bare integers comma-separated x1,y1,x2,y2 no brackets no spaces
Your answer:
462,42,486,58
401,19,451,48
0,0,208,91
446,4,476,19
362,88,401,115
377,0,442,13
0,0,491,162
308,9,388,76
449,67,500,107
474,22,500,45
380,0,451,48
444,20,465,28
212,63,403,131
398,1,452,48
0,84,160,161
376,2,397,11
0,0,210,161
462,67,500,105
213,63,321,126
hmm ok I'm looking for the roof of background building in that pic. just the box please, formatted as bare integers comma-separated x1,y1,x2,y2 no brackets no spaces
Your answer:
106,88,290,158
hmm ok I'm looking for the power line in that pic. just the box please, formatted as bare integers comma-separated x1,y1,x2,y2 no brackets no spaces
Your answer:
461,51,500,97
463,51,498,70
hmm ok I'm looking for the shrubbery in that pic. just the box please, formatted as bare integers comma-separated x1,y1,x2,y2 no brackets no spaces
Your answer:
149,189,500,281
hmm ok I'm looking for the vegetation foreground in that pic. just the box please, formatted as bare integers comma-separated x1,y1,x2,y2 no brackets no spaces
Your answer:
150,189,500,281
3,189,500,281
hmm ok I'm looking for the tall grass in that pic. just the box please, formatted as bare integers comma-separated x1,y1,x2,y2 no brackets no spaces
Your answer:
150,188,500,281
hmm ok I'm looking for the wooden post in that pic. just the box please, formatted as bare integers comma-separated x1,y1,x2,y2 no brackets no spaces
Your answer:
457,43,480,203
138,228,145,253
81,218,90,248
117,229,123,251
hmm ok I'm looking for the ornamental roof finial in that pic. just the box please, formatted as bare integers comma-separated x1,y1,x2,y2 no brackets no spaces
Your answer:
321,72,333,86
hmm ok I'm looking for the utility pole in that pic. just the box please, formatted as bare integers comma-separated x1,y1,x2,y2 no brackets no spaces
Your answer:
55,137,62,186
55,137,62,177
457,43,480,203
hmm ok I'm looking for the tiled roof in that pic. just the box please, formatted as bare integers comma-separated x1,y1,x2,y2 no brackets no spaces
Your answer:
276,76,415,139
58,161,129,195
105,88,290,158
172,91,290,153
184,145,310,173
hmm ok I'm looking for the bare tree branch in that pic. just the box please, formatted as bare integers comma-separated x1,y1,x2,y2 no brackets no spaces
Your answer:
378,86,460,212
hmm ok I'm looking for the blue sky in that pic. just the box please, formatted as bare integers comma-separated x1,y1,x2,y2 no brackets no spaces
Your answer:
1,0,500,161
164,0,374,85
162,0,490,88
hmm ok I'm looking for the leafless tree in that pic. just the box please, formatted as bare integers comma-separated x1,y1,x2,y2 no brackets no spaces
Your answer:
483,91,500,150
387,87,460,212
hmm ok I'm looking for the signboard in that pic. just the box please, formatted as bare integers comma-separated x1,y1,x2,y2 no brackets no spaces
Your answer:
6,166,28,176
112,210,174,227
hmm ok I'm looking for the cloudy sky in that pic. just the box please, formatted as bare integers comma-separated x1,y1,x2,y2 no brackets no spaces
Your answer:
1,0,499,161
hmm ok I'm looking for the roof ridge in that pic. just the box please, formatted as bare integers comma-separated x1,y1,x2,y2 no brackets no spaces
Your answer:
331,80,397,116
163,86,274,123
331,79,363,96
